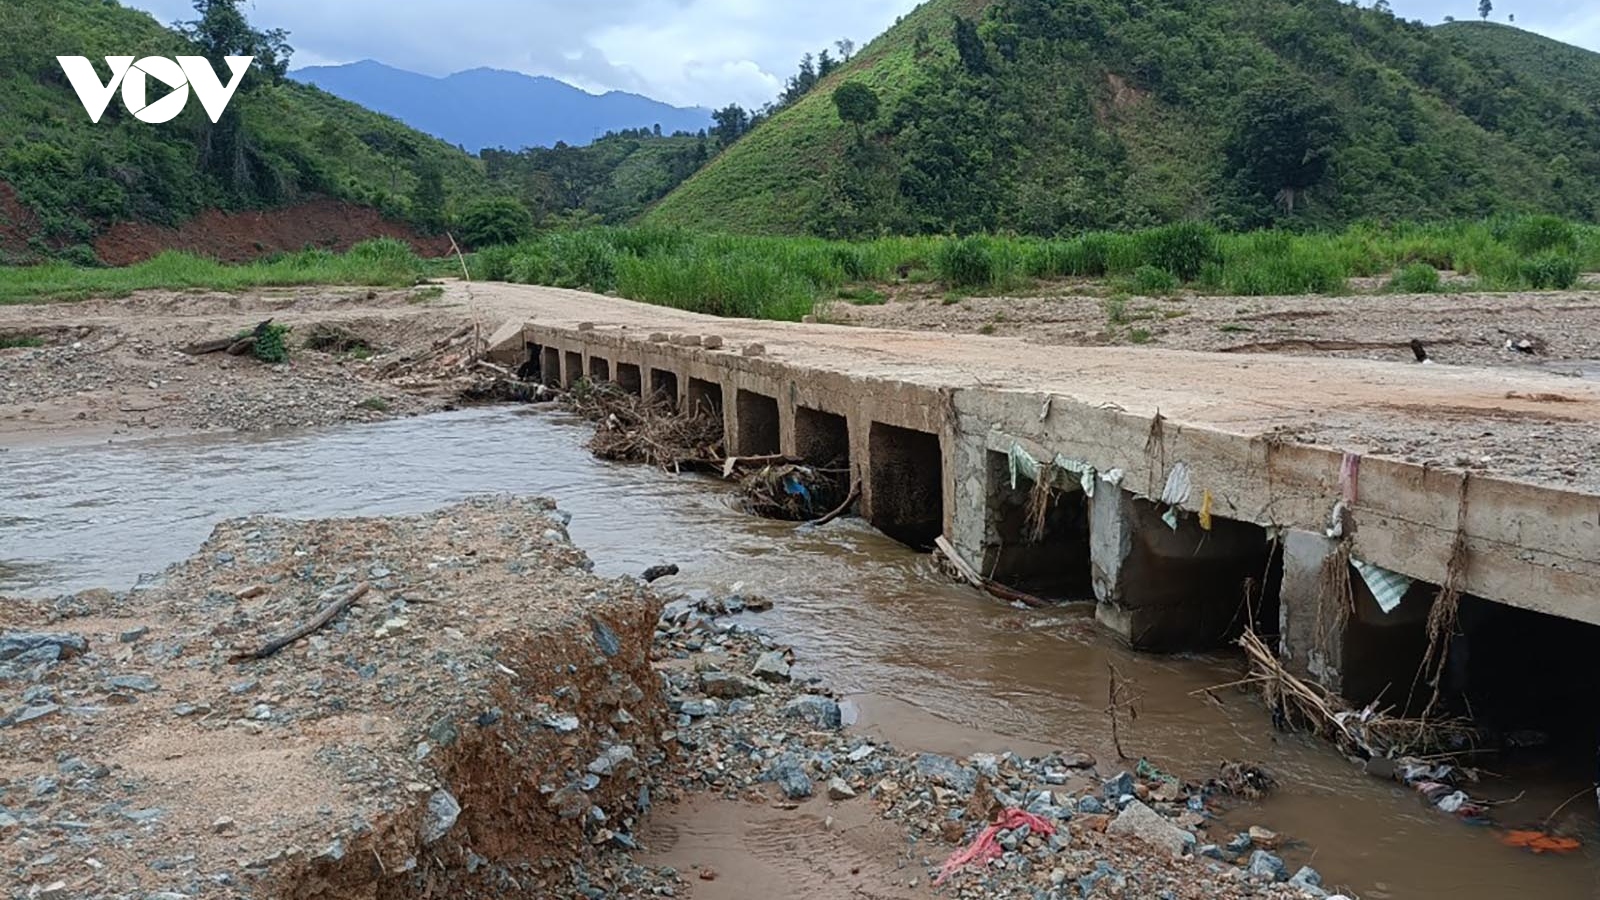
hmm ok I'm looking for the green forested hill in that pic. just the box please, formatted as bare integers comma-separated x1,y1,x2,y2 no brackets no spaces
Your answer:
1439,20,1600,107
0,0,490,259
644,0,1600,236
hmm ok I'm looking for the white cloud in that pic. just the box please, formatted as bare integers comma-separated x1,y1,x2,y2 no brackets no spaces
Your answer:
121,0,921,108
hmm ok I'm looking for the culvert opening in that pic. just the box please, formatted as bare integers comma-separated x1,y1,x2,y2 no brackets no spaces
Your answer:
982,451,1090,599
736,390,781,456
616,363,643,396
564,351,583,387
518,343,543,381
589,356,611,383
868,422,943,548
1440,597,1600,769
795,407,850,468
1106,494,1278,653
649,369,679,408
1337,577,1437,712
739,405,851,522
688,378,724,418
540,347,561,388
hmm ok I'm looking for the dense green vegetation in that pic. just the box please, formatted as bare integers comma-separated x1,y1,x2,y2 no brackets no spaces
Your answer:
646,0,1600,236
0,237,429,304
0,0,491,262
1440,21,1600,105
469,218,1600,320
481,130,710,228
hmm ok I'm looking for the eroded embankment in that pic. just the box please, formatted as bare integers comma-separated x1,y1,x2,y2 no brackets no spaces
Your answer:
0,497,667,899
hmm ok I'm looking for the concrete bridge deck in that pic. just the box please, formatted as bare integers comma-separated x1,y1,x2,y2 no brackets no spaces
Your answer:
472,283,1600,700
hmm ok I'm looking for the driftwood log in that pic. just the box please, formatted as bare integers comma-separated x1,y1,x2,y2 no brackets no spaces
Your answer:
934,536,1050,609
229,582,370,663
182,318,275,356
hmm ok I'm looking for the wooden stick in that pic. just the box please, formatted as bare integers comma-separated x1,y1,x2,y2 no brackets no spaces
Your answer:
807,481,861,527
230,582,370,663
934,536,1051,609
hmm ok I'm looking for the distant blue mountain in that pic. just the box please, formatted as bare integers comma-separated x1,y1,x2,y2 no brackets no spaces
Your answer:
290,60,713,152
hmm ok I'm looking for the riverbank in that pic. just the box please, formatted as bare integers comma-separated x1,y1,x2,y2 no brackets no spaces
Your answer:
1,496,1342,899
0,285,491,446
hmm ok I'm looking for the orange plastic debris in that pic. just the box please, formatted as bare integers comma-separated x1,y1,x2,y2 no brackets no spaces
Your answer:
1501,830,1583,854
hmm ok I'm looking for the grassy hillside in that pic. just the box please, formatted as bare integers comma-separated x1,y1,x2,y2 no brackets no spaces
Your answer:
645,0,1600,236
0,0,490,261
1438,21,1600,106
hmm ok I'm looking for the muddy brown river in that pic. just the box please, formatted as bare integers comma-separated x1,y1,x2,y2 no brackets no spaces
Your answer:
4,406,1597,898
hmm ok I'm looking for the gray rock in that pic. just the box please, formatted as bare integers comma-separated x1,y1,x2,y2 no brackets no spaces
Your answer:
1076,796,1106,815
749,650,792,683
914,753,977,794
0,632,86,662
770,762,812,800
107,674,159,693
587,744,635,777
1106,800,1192,857
539,713,581,733
421,789,461,844
826,777,856,801
589,616,621,657
783,695,842,730
2,702,60,727
701,671,767,699
118,627,150,644
1289,866,1328,897
1226,832,1254,855
1102,771,1135,801
1249,850,1288,882
679,699,720,718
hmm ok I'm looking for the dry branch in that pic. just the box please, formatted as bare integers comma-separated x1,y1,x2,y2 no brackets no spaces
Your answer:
230,582,370,663
934,537,1052,609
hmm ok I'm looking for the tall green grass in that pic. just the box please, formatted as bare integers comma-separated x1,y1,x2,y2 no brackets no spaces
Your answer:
473,218,1598,318
0,238,427,304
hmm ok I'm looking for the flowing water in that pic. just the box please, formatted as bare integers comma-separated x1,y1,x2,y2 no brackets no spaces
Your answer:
4,406,1596,899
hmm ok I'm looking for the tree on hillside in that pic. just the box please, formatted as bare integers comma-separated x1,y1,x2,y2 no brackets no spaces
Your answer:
835,39,856,61
409,159,448,233
177,0,293,82
833,82,880,136
952,16,990,76
712,104,751,148
1226,76,1344,215
1478,0,1493,20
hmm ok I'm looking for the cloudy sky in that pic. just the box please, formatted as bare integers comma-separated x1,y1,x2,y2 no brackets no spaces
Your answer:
121,0,1600,110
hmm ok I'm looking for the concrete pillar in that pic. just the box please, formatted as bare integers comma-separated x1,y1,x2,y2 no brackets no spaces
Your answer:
1278,530,1347,693
1277,529,1436,706
1091,488,1268,652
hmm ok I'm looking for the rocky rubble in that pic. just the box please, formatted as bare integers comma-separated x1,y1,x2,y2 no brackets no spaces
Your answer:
0,497,669,899
601,596,1355,900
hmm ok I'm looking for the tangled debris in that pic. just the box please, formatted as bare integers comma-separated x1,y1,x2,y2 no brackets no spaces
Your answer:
736,463,851,521
571,383,725,470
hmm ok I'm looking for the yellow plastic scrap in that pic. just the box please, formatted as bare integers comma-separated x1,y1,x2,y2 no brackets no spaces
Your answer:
1199,490,1214,531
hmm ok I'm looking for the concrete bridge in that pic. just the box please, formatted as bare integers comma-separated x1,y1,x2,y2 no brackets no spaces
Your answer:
477,283,1600,706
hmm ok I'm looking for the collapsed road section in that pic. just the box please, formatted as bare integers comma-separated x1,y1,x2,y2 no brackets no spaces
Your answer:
0,497,667,899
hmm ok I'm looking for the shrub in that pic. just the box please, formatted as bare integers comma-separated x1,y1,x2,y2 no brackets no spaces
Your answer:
1131,265,1180,294
1506,216,1578,257
1139,222,1218,281
457,198,534,249
1517,253,1580,290
252,322,292,364
936,237,995,288
1388,263,1441,293
471,243,521,281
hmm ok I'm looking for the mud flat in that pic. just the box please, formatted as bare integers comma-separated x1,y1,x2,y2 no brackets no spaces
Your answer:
0,497,667,899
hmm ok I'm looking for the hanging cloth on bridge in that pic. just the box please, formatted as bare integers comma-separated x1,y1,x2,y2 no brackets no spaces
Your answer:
1352,558,1414,614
